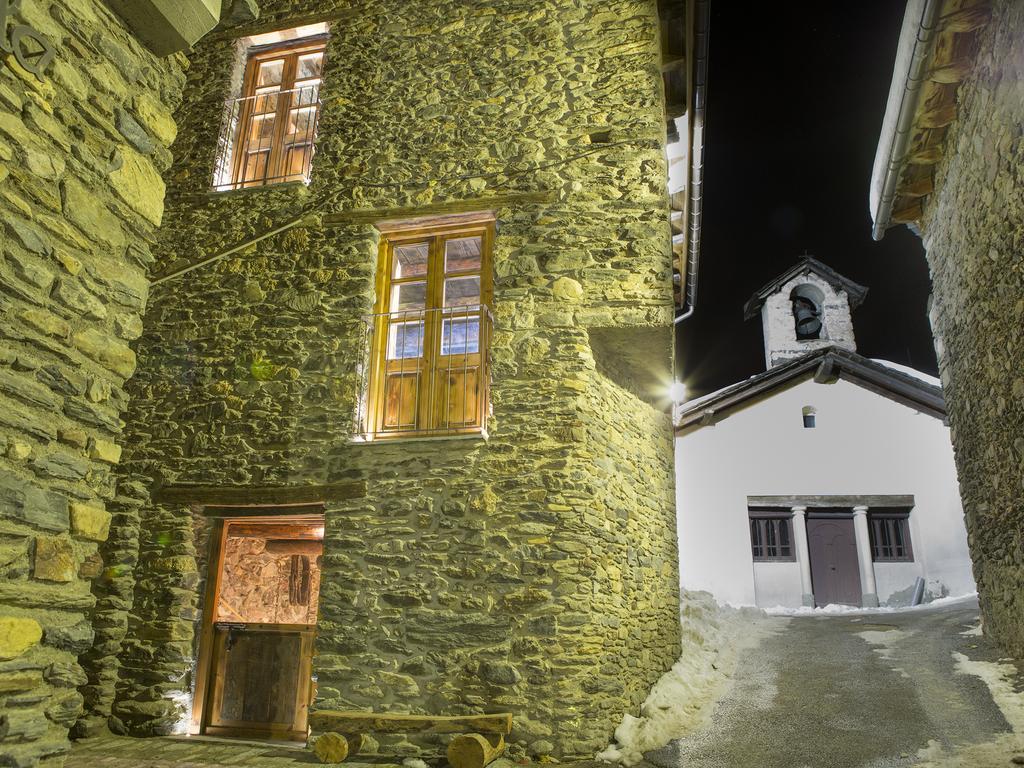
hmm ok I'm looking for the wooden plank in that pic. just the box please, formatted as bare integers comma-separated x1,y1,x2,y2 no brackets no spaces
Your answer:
155,482,366,507
308,711,513,736
323,191,555,228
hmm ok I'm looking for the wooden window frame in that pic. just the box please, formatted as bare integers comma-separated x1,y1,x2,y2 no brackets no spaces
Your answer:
363,217,495,440
226,34,328,190
749,514,796,562
868,513,914,562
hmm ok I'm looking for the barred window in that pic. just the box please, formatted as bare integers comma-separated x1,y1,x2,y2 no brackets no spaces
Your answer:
749,516,794,561
869,514,914,562
214,31,328,191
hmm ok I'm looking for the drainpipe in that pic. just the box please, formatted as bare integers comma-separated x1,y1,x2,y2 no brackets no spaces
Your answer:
674,0,709,324
871,0,941,241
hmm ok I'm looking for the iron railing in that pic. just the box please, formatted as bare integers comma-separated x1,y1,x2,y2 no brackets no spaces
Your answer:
355,305,493,440
213,83,321,192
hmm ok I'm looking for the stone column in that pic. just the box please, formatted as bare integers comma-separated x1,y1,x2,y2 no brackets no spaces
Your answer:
852,506,879,607
791,506,814,607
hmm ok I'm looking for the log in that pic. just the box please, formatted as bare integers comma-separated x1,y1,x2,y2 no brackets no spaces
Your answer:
313,732,351,764
447,733,505,768
309,711,513,736
264,540,324,556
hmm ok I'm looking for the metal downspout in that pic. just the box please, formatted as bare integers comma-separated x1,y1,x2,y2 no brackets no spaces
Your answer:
872,0,942,241
674,0,709,324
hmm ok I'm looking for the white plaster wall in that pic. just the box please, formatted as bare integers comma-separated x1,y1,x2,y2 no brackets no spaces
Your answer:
761,273,857,368
752,561,803,607
675,374,976,607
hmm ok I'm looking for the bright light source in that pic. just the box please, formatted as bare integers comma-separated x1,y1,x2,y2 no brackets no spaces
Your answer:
669,382,688,404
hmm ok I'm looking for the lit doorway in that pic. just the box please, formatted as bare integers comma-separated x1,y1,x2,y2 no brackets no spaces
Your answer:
194,514,323,740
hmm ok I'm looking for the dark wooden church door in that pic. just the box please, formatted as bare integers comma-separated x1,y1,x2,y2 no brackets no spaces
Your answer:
807,517,862,607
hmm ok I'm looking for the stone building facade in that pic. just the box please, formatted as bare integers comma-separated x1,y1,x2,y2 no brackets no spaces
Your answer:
870,0,1024,656
0,1,198,765
93,0,684,759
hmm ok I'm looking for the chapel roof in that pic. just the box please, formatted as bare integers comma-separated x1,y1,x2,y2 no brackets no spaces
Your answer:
675,346,945,433
742,256,870,320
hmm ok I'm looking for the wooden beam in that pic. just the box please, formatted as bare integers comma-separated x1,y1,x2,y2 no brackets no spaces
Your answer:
917,102,957,128
227,523,323,540
661,53,686,73
308,711,513,736
907,144,944,165
940,4,991,33
928,56,976,84
322,191,555,228
901,174,935,198
891,199,924,224
154,482,366,507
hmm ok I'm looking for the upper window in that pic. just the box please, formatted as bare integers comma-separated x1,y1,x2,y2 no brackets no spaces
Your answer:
357,218,494,440
214,31,327,191
869,514,914,562
749,515,794,561
802,405,816,428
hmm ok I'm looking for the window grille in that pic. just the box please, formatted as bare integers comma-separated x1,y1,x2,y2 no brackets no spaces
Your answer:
749,516,794,561
869,515,914,562
355,222,494,440
214,36,326,191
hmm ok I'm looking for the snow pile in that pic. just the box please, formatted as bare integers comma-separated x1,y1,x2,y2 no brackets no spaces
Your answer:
597,591,765,766
764,592,977,617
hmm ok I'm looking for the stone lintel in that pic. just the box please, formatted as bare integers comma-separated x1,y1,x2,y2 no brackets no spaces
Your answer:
747,494,915,510
322,191,556,228
104,0,221,56
153,481,367,507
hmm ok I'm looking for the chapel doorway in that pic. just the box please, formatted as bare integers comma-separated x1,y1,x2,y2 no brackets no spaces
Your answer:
806,516,862,607
197,515,323,741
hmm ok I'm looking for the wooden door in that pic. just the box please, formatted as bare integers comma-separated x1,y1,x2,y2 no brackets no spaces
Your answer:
198,517,323,740
205,624,314,740
807,517,862,607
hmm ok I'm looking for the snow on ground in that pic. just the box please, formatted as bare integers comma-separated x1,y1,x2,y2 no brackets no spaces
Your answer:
910,652,1024,767
597,591,773,766
763,592,978,617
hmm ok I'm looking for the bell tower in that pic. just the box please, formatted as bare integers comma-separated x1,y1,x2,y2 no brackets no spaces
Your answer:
743,256,869,369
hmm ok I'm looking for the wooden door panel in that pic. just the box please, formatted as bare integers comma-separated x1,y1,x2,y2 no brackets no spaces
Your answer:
808,518,862,608
207,625,313,739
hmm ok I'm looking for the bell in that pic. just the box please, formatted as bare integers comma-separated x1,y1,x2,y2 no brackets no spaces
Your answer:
793,298,822,337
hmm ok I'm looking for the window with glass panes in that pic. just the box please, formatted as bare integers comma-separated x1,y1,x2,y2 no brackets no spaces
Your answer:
869,514,914,562
749,515,795,561
365,221,494,438
230,37,326,189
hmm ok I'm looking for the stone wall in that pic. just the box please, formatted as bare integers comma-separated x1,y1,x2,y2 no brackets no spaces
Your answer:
104,0,682,757
918,0,1024,657
0,1,185,765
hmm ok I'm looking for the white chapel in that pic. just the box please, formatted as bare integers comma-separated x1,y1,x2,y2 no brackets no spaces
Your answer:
675,257,977,609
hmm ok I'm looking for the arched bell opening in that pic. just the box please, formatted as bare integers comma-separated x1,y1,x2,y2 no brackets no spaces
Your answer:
790,284,826,341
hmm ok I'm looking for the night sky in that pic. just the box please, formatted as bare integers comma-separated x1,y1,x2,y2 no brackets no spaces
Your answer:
676,2,939,399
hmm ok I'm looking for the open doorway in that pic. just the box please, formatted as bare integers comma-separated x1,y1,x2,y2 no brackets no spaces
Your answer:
194,514,324,740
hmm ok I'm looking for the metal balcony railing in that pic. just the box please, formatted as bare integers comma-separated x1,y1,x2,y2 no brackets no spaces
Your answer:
355,305,493,440
213,84,321,192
